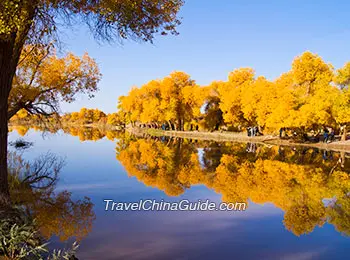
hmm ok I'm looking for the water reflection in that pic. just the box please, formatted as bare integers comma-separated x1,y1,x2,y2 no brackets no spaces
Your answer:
9,125,123,142
7,126,350,257
116,136,350,237
1,150,95,258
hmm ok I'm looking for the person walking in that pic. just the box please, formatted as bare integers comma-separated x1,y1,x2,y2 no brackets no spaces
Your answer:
323,128,329,143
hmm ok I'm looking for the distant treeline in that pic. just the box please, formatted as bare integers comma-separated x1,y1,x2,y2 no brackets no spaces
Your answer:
9,124,124,142
10,107,126,129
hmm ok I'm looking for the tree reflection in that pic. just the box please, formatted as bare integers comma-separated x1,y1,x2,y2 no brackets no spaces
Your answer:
1,152,95,258
117,137,350,237
116,138,197,196
8,152,95,241
63,126,105,142
327,194,350,235
9,124,128,143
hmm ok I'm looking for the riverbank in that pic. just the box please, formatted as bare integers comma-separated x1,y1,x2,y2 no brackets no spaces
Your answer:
128,127,350,153
9,122,350,153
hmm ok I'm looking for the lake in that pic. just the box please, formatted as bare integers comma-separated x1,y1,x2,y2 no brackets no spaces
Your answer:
8,127,350,260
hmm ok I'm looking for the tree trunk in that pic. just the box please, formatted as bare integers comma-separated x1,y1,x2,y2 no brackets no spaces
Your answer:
0,3,37,209
177,118,182,131
340,151,345,168
0,94,10,207
168,120,172,130
0,40,17,207
341,125,347,141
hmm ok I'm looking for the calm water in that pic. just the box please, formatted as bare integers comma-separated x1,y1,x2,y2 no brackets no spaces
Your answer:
8,127,350,260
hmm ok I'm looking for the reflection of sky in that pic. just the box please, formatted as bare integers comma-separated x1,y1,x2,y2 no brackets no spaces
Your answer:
8,131,349,260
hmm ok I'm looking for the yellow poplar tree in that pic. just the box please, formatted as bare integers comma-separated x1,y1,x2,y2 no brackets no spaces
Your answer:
218,68,255,129
333,63,350,140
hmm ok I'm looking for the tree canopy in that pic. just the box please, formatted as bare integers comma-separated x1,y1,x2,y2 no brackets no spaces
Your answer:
0,0,184,45
8,44,101,119
117,51,350,140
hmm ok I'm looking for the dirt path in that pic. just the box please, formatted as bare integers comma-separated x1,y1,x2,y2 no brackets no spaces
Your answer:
129,128,350,153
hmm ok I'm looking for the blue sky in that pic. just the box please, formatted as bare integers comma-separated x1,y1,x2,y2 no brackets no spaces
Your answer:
59,0,350,113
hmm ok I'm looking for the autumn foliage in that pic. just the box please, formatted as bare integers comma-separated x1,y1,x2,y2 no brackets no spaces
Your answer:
118,52,350,139
116,137,350,237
